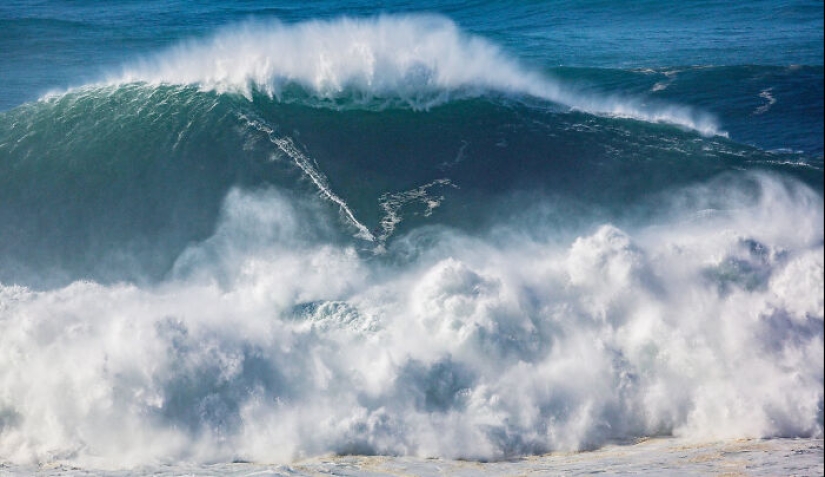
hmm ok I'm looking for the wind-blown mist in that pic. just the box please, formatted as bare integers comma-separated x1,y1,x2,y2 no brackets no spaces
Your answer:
112,15,723,135
0,172,821,466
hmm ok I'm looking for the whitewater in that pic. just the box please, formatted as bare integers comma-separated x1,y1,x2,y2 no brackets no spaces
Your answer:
0,5,822,475
103,16,725,136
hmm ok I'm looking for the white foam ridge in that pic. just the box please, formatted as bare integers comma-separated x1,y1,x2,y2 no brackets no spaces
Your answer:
0,173,821,468
239,112,375,242
112,15,725,136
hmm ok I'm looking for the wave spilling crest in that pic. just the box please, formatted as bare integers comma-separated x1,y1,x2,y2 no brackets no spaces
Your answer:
1,12,821,469
110,15,724,136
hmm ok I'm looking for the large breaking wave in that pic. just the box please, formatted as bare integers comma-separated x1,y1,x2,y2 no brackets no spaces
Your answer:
0,14,822,470
108,15,724,135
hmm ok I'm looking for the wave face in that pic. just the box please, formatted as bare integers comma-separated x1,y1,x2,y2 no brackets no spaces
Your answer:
0,12,823,469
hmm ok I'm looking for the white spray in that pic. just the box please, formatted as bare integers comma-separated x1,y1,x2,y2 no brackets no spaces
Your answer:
112,15,725,136
0,173,821,467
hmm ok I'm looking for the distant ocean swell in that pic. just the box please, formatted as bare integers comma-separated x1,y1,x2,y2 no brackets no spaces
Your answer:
0,14,822,468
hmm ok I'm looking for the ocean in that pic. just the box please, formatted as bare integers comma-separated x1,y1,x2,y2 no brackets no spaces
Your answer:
0,1,823,474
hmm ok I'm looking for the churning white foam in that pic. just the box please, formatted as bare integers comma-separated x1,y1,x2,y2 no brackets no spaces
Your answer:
0,173,821,468
112,15,724,136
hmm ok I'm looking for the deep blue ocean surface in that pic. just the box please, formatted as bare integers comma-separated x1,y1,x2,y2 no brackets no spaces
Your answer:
0,0,822,470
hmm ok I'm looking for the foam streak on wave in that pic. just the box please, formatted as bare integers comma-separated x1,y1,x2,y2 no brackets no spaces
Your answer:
239,112,374,241
376,178,455,250
114,15,724,136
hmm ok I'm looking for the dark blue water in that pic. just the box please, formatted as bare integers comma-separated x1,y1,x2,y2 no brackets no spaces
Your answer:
0,1,822,469
2,2,822,154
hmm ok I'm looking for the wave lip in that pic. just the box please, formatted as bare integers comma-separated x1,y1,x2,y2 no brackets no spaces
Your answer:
111,14,725,136
115,15,517,105
0,174,821,467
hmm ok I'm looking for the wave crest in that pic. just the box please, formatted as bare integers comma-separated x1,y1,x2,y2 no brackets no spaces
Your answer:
112,15,724,136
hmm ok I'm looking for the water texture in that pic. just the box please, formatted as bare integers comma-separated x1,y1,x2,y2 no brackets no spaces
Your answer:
0,1,822,470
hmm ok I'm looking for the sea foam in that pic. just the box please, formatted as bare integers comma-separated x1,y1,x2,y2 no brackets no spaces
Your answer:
0,173,821,467
112,15,724,136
